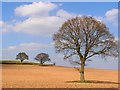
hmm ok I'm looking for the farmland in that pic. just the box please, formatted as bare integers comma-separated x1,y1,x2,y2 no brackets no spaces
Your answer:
2,64,118,88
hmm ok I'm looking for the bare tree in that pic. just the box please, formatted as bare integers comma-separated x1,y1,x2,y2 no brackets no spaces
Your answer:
53,16,118,82
16,52,29,63
34,53,51,65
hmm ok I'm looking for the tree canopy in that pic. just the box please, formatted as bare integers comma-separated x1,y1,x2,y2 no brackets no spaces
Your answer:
34,53,51,65
16,52,29,63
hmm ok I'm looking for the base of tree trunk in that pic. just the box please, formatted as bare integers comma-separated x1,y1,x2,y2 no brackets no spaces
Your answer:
80,72,85,82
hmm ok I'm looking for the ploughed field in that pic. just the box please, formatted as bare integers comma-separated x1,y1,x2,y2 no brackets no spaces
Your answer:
2,65,118,88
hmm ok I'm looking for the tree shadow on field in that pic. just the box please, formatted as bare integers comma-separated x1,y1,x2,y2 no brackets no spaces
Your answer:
66,80,119,84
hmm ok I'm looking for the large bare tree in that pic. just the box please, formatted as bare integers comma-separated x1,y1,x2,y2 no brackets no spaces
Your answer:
53,16,118,82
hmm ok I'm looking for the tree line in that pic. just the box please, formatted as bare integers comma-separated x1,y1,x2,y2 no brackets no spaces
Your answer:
16,52,51,65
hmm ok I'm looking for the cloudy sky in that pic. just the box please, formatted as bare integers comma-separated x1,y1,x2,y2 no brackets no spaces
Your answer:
1,2,118,69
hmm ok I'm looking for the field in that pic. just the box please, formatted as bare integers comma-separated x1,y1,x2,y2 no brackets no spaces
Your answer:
2,64,118,88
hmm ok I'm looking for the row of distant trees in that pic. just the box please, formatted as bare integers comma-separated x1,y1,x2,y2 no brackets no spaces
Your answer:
16,52,51,65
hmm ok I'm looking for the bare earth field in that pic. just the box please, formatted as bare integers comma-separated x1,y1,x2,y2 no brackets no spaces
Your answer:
2,65,118,88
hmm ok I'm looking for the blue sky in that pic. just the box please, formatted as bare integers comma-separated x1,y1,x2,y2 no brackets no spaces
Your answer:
1,2,118,70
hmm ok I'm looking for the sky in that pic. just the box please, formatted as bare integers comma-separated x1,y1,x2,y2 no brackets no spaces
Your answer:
1,2,118,70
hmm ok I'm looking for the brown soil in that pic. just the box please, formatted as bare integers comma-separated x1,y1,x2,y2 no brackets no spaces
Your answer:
2,65,118,88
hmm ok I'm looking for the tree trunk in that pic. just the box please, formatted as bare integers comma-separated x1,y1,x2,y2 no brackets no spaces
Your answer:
80,60,85,82
40,60,43,66
21,59,23,64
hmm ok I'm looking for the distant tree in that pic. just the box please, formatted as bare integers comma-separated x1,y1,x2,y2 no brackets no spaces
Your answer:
34,53,51,65
53,16,118,82
16,52,29,63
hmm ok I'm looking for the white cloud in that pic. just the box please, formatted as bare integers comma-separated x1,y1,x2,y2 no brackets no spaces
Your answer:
56,9,75,19
13,5,78,36
3,2,118,37
12,2,75,36
0,21,13,34
3,42,52,52
15,2,57,17
105,9,118,27
13,16,65,36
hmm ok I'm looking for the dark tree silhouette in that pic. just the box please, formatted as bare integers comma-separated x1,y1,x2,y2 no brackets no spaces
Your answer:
16,52,29,63
34,53,51,65
53,16,118,82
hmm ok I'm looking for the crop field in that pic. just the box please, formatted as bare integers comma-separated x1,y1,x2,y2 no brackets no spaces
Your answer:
2,64,118,88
